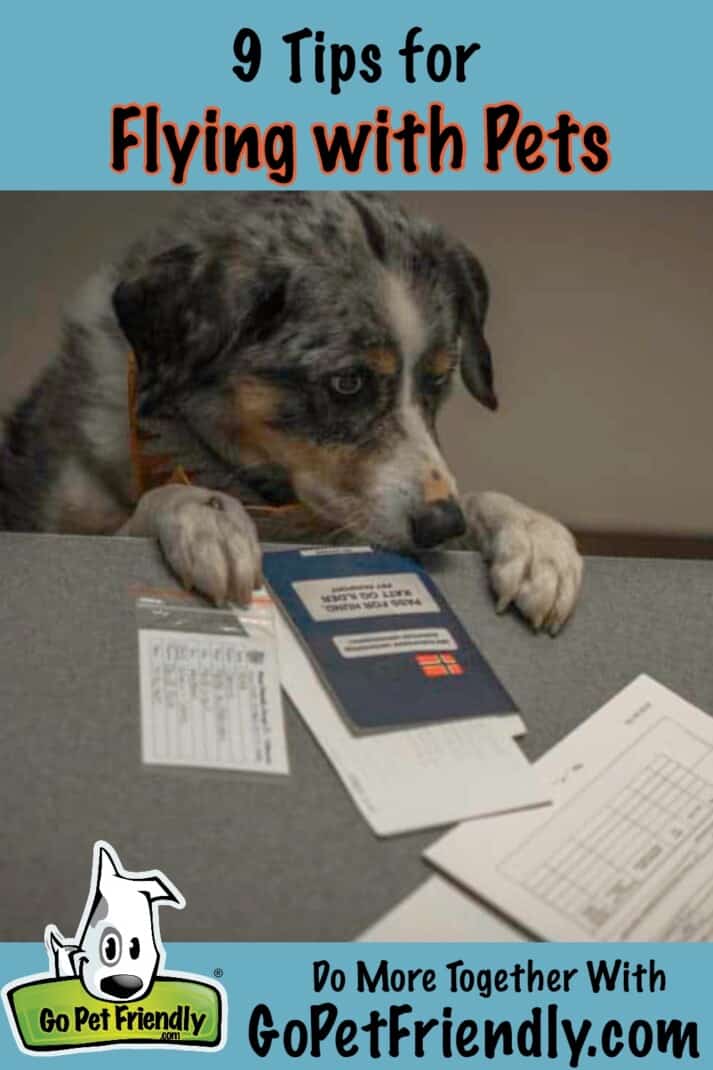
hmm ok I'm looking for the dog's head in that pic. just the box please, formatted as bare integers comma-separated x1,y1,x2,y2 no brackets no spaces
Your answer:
113,193,496,551
70,843,183,1002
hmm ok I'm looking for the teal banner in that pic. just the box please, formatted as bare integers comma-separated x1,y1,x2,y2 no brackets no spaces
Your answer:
1,943,709,1066
1,0,711,188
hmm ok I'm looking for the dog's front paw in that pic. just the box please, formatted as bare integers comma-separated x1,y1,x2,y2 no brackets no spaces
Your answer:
464,491,583,635
130,485,262,606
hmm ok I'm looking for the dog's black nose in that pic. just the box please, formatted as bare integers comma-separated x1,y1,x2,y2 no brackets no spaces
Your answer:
410,499,466,549
100,974,143,998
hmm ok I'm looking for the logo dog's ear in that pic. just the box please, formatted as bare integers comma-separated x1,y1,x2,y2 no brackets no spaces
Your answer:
137,875,185,909
96,843,122,887
45,924,65,955
448,245,498,411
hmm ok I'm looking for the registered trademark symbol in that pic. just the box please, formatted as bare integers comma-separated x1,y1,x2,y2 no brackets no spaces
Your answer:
213,968,224,978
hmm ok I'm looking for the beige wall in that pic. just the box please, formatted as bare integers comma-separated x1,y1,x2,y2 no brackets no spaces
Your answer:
1,192,711,534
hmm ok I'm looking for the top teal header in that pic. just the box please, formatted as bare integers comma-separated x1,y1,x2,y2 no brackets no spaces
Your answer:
2,0,709,189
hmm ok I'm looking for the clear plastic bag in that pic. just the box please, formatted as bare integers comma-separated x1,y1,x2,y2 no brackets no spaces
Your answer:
134,591,289,776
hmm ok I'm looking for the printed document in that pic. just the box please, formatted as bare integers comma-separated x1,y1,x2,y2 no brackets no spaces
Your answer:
426,676,713,940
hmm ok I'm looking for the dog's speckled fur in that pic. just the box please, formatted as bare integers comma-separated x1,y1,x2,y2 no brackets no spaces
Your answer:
0,192,582,632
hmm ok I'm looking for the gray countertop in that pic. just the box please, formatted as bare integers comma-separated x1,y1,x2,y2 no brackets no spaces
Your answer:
1,532,711,940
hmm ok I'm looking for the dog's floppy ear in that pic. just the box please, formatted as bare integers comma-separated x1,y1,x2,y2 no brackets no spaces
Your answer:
113,244,290,407
448,244,498,411
113,244,233,404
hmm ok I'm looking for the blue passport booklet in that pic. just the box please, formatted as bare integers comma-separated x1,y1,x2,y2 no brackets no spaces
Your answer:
263,547,517,734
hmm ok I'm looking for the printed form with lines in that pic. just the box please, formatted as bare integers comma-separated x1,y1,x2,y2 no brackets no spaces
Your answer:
425,676,713,941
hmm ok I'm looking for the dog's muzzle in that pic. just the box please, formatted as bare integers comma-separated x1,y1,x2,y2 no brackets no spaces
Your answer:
100,974,143,998
409,498,466,549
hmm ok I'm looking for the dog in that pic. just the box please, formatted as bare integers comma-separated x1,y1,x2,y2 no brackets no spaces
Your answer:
0,192,582,633
45,842,183,1002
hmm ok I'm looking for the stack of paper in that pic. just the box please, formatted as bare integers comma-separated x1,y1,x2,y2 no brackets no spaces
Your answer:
263,546,550,837
275,611,548,836
362,676,713,941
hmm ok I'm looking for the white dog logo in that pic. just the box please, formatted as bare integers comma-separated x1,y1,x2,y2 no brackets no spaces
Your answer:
44,841,185,1003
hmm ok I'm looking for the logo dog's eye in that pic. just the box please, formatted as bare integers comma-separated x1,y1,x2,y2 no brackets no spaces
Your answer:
100,928,122,966
129,938,140,960
329,372,364,397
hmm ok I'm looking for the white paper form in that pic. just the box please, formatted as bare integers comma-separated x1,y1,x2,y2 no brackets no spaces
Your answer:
138,594,289,775
274,613,549,837
426,675,713,941
359,876,525,941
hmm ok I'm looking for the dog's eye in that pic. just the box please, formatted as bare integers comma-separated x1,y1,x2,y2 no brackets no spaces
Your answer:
129,938,140,960
424,371,452,391
329,372,364,398
100,929,122,967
